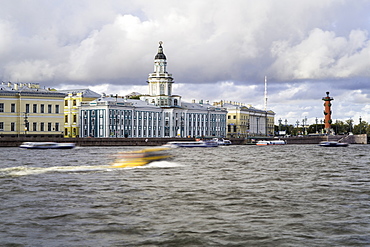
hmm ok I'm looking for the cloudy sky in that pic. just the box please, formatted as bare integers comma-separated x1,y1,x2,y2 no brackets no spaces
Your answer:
1,0,370,125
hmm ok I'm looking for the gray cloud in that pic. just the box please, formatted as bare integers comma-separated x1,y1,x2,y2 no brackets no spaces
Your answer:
0,0,369,124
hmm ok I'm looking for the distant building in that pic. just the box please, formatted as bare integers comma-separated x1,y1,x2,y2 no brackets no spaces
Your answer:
58,89,100,138
0,82,65,137
213,100,275,138
79,42,227,138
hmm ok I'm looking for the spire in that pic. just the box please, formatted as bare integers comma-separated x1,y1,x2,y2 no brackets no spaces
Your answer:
155,41,166,60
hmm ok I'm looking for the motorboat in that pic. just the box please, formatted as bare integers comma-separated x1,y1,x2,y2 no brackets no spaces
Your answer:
319,141,348,147
164,140,219,148
212,138,232,145
111,147,172,168
256,140,286,146
19,142,76,149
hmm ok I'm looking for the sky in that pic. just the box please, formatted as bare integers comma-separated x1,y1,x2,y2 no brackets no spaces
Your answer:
1,0,370,126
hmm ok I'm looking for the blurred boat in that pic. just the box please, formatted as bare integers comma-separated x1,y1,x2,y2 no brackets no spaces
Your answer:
19,142,75,149
164,140,218,148
319,141,348,147
256,140,286,146
110,147,172,168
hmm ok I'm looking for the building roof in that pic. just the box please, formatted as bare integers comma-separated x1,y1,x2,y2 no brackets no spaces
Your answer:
0,82,65,97
58,88,101,98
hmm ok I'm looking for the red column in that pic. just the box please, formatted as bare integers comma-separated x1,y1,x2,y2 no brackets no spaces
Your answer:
322,92,333,129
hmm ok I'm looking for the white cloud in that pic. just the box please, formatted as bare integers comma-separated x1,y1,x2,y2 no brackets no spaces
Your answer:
0,0,369,125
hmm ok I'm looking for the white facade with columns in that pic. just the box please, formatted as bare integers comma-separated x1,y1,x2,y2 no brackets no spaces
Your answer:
79,42,227,138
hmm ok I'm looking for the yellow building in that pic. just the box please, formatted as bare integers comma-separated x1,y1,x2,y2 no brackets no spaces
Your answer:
59,89,100,138
0,82,65,137
213,100,275,138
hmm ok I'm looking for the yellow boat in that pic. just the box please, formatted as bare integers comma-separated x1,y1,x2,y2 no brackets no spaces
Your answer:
110,147,172,168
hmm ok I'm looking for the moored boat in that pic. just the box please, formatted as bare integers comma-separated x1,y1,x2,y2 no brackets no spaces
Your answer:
319,141,348,147
212,138,232,145
256,140,286,146
19,142,76,149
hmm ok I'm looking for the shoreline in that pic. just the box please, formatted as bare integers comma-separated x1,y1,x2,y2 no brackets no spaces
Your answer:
0,134,367,147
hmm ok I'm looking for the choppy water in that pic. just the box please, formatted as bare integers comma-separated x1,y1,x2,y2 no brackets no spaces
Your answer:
1,144,370,246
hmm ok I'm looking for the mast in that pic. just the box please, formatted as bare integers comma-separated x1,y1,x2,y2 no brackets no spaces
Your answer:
264,76,267,111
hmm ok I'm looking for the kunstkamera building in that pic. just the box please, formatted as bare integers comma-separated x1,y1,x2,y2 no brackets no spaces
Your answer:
79,42,227,138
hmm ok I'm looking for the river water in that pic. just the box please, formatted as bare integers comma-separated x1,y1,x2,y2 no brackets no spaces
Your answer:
1,144,370,246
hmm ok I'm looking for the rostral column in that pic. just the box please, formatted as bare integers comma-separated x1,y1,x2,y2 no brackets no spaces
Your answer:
322,92,333,131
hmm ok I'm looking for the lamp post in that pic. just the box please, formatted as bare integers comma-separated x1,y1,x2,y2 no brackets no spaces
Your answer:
359,116,362,134
296,120,299,135
315,117,318,133
23,112,29,135
278,118,282,131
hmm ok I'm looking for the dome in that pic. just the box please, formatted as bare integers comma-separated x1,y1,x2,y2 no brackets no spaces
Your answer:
155,41,166,60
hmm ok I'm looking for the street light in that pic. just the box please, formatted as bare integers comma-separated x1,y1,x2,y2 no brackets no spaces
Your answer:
24,112,29,135
359,116,362,134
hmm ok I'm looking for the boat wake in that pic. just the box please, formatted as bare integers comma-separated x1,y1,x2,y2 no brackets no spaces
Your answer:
0,165,110,177
139,160,182,168
0,161,182,177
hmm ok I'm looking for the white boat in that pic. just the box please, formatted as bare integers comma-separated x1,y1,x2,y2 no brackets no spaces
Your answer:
164,140,219,148
319,141,348,147
256,140,286,146
19,142,76,149
212,138,232,145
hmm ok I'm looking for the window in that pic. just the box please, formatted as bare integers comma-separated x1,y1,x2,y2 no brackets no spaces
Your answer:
65,115,68,123
55,105,60,114
40,104,45,113
11,122,15,131
55,123,59,132
73,114,77,123
48,122,52,131
65,100,68,106
48,104,52,113
40,122,44,131
0,122,3,130
0,103,3,112
233,115,236,119
73,100,76,106
33,104,37,113
11,104,15,113
33,122,37,131
25,104,30,113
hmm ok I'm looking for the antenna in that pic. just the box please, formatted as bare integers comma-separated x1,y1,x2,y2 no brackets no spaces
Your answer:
264,76,268,111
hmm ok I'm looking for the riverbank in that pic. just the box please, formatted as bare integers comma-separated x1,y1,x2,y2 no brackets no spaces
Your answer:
0,134,366,147
0,137,246,147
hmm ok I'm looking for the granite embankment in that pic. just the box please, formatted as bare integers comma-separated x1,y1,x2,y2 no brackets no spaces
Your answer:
0,134,366,147
0,137,245,147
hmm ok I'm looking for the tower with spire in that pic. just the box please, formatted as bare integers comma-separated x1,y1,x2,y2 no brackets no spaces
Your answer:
141,41,181,107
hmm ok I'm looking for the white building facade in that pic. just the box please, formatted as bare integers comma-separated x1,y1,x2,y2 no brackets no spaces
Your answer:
79,42,227,138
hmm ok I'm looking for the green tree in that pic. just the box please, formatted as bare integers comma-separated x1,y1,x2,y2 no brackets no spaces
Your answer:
353,120,369,135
